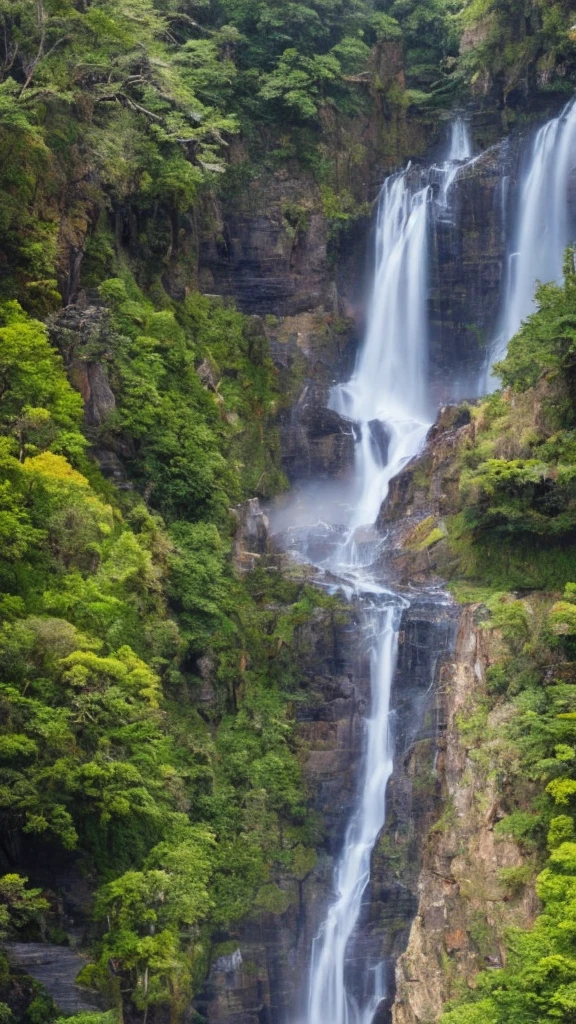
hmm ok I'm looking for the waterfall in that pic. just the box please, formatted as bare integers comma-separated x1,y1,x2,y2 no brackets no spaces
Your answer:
331,172,432,536
290,121,474,1024
306,598,405,1024
447,118,472,162
489,98,576,371
331,118,473,544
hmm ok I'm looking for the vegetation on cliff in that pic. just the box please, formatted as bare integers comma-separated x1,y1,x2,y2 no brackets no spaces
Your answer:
0,289,345,1021
395,255,576,1023
458,0,576,108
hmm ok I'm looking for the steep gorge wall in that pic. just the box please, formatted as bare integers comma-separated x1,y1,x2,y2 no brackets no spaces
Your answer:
392,606,537,1024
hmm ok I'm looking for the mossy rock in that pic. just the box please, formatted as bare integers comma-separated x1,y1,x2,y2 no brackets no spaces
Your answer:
404,516,447,552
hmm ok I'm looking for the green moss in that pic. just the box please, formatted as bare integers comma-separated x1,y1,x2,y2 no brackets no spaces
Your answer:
419,526,445,550
430,797,457,836
254,883,294,915
401,516,436,548
468,911,498,959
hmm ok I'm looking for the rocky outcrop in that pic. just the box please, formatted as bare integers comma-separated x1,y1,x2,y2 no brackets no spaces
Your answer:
48,301,118,439
49,303,117,427
392,607,538,1024
231,498,270,574
281,386,356,481
4,944,102,1016
49,303,136,489
375,403,474,585
265,311,358,483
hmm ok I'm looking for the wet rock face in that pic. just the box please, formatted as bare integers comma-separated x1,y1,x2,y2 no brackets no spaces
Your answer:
281,386,356,481
199,172,333,318
265,311,359,484
428,142,509,402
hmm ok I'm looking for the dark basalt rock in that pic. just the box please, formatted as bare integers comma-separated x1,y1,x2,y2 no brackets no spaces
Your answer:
369,419,392,466
282,385,356,482
428,141,510,402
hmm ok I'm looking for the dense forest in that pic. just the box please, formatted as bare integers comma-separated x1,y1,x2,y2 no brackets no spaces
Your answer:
3,1,576,1023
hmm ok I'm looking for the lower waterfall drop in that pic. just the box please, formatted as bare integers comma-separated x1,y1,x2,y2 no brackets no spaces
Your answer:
307,598,405,1024
287,122,474,1024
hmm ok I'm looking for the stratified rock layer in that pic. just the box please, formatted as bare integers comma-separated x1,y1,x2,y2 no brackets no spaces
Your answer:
4,944,102,1016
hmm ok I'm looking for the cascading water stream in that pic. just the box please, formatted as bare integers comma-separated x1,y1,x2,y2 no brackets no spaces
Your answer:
306,597,404,1024
330,174,431,546
283,121,474,1024
331,119,473,555
488,98,576,374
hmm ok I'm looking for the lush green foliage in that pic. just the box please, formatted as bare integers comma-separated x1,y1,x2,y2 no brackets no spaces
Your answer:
439,584,576,1024
0,298,337,1021
457,0,576,106
439,254,576,590
88,275,286,521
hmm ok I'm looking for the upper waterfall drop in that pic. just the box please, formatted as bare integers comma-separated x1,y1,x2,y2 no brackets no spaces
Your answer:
490,98,576,371
331,170,432,534
447,118,473,162
331,117,473,534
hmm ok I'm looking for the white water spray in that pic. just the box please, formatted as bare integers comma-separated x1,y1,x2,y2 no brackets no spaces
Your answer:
489,99,576,371
447,118,473,162
331,172,431,537
296,121,473,1024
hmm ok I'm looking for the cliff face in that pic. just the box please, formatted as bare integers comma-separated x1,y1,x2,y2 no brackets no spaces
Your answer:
375,398,546,1022
429,142,509,401
392,605,538,1024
